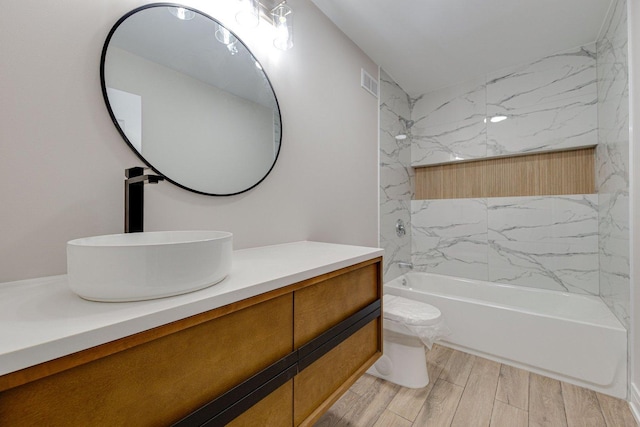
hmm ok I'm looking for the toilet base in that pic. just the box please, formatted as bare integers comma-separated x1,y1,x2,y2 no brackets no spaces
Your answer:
367,336,429,389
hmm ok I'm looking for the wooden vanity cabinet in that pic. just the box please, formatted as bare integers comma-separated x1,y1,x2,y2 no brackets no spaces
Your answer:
293,262,381,426
0,257,382,426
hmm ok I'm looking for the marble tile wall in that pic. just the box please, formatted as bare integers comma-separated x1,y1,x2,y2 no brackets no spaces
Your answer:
411,199,488,280
379,69,413,282
411,78,487,165
411,195,599,295
412,44,597,166
596,0,630,328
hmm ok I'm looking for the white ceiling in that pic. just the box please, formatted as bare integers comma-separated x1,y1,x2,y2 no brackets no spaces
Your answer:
310,0,614,96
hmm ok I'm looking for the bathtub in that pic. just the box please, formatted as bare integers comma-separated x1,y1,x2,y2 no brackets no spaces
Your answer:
385,272,627,398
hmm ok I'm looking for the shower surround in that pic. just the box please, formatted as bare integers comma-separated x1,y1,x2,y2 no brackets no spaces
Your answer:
379,69,413,282
596,0,630,328
379,0,629,328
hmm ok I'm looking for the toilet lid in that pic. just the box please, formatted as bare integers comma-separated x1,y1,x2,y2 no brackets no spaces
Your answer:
383,294,442,326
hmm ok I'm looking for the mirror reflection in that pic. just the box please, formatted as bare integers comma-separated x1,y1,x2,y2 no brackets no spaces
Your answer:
101,4,281,195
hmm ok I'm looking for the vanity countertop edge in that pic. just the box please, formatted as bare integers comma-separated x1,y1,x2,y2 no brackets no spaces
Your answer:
0,240,384,377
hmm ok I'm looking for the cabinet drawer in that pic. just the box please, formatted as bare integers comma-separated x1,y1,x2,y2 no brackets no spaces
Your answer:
294,262,380,348
293,319,380,426
0,294,293,427
228,380,293,427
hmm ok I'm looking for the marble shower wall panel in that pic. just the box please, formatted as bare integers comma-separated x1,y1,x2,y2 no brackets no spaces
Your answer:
486,44,598,156
411,44,598,167
380,69,413,282
596,0,629,327
411,195,598,294
488,195,599,294
411,78,487,165
411,199,489,280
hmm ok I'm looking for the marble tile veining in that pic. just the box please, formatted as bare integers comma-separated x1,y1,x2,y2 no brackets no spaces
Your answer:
488,240,599,294
486,93,597,156
486,44,597,156
486,44,596,111
488,196,599,295
380,69,413,282
411,118,487,166
412,77,486,128
411,43,598,166
411,195,599,294
488,196,598,245
596,0,629,328
411,199,488,281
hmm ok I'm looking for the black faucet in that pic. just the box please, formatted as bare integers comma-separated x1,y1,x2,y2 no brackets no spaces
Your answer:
124,167,165,233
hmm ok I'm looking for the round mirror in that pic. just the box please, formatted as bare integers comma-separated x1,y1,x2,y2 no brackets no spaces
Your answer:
101,3,282,196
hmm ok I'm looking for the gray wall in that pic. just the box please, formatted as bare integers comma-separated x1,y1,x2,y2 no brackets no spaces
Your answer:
0,0,379,283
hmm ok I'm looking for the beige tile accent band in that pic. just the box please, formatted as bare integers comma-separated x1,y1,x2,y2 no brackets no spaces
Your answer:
414,147,595,200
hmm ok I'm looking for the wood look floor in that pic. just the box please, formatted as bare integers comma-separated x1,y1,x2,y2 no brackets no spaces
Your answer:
314,345,637,427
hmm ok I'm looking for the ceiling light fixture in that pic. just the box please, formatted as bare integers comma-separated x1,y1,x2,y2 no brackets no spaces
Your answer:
168,7,195,21
272,1,293,51
228,1,295,52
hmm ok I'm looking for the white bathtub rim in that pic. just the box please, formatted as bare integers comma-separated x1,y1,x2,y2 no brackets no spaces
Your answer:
387,273,626,331
401,271,610,304
387,285,625,331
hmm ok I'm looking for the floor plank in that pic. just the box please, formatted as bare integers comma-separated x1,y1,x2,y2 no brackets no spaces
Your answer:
315,390,361,427
317,347,635,427
387,345,451,422
372,410,413,427
596,392,637,427
562,383,606,427
387,381,434,423
451,357,501,427
337,378,399,427
439,349,475,387
350,373,378,397
426,344,454,371
490,400,528,427
412,379,464,426
496,363,529,410
529,373,568,427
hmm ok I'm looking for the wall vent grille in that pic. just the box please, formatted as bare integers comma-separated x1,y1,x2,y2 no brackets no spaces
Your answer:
361,69,379,98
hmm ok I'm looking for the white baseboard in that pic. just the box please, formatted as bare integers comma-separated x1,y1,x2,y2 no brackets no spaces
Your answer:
631,383,640,425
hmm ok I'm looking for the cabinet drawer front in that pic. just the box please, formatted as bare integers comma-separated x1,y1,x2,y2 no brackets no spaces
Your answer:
294,262,380,348
293,319,380,426
0,294,293,427
228,380,293,427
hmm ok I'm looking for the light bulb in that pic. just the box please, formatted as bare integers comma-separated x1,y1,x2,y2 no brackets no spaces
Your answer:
272,2,293,50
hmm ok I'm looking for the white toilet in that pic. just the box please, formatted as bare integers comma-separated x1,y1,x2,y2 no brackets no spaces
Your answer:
368,294,446,389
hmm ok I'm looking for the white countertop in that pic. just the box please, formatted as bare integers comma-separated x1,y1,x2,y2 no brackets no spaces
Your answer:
0,241,383,377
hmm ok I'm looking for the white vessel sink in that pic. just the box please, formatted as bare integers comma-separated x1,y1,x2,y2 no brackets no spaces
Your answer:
67,231,232,302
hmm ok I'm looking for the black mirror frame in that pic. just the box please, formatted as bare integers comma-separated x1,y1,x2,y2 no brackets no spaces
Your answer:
100,3,282,196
